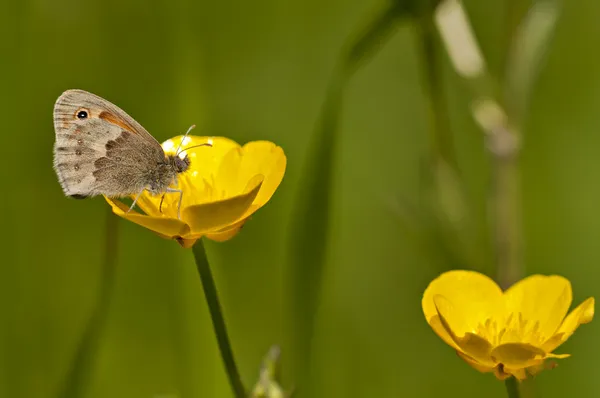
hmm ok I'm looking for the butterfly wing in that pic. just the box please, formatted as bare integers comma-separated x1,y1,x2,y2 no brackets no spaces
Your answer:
53,89,166,198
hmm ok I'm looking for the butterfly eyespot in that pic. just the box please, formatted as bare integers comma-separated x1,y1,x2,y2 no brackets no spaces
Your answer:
74,165,80,171
75,108,89,120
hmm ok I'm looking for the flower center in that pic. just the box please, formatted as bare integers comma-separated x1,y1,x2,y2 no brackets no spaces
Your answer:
476,312,542,346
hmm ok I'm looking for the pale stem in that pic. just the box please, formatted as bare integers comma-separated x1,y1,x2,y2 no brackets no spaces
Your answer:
435,0,523,288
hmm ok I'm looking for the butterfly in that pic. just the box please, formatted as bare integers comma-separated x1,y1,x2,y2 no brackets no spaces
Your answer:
53,89,208,218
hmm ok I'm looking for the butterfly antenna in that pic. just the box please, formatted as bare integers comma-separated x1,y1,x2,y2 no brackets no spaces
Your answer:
175,124,196,155
178,142,214,154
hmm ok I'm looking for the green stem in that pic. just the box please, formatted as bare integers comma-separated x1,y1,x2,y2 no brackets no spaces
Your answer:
192,239,245,398
286,3,403,391
505,377,521,398
416,0,456,169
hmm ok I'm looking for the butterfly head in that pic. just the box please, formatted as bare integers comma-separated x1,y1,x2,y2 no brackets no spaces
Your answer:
168,153,191,174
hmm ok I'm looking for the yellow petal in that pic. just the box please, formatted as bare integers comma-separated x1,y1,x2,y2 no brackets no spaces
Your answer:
205,219,248,242
105,197,191,237
434,295,495,367
427,314,463,352
457,333,495,367
503,275,572,342
183,175,263,234
456,351,495,373
134,188,198,219
423,270,503,336
490,343,545,368
240,141,287,206
236,204,260,222
543,297,595,352
214,146,243,195
134,192,162,216
215,141,286,202
432,294,473,339
546,352,570,359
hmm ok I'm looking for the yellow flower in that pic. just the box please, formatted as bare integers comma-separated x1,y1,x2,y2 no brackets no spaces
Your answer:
422,270,594,380
105,135,286,248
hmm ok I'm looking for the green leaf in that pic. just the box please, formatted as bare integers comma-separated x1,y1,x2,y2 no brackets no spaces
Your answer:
285,0,412,391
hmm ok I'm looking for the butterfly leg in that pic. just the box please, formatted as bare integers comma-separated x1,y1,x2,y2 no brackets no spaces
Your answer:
159,193,166,214
127,190,145,214
164,187,184,219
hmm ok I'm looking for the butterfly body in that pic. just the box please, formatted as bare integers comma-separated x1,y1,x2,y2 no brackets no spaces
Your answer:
53,89,190,215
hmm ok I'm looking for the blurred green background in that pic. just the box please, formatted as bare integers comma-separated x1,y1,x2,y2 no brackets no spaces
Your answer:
2,0,600,397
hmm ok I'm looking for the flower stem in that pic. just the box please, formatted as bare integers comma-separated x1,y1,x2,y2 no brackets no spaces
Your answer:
192,239,246,398
505,377,521,398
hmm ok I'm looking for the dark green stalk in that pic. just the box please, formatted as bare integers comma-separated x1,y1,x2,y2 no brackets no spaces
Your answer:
505,377,521,398
286,2,405,391
58,210,119,398
416,0,456,169
192,239,245,398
